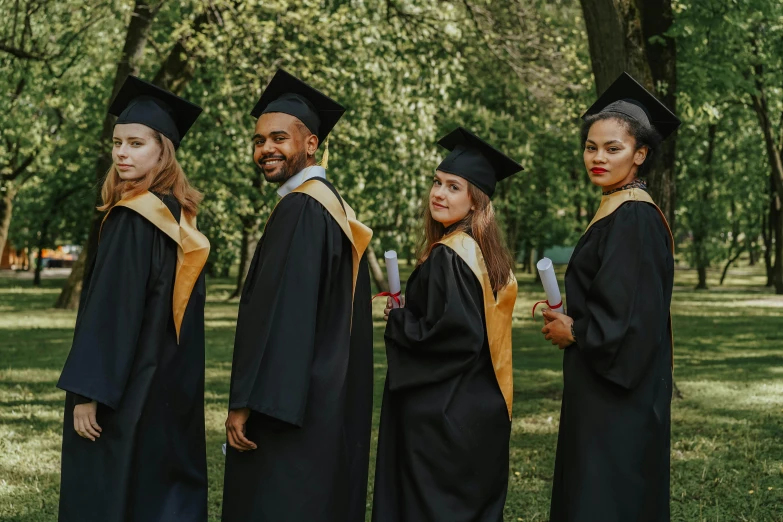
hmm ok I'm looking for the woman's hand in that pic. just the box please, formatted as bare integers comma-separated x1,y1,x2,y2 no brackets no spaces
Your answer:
541,309,576,350
383,295,405,321
73,400,102,441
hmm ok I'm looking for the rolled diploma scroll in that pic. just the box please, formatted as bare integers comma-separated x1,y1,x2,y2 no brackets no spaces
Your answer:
536,257,564,313
384,250,402,309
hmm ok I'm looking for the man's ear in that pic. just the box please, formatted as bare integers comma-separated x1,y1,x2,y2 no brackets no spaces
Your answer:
306,134,319,157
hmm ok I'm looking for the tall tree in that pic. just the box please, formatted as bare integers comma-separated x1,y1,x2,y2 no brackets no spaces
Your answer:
673,0,783,293
0,0,110,264
54,0,161,309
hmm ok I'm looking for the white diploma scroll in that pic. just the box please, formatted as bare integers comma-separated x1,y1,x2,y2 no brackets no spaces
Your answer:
536,257,564,314
384,250,402,308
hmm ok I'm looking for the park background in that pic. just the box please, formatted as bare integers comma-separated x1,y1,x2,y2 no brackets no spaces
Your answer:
1,0,782,520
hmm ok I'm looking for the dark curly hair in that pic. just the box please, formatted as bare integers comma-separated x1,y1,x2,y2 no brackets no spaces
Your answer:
580,112,663,177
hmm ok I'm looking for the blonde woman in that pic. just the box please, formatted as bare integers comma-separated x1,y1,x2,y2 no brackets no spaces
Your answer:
57,76,210,522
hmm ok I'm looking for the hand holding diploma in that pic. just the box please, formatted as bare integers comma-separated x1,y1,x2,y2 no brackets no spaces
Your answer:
533,257,564,317
379,251,404,321
533,257,575,349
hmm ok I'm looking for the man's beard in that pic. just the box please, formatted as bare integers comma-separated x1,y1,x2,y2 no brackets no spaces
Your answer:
257,149,309,183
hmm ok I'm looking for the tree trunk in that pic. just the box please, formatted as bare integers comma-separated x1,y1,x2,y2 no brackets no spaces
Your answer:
55,246,86,310
366,247,388,293
692,123,716,290
0,184,16,261
696,267,708,290
763,196,774,286
638,0,677,229
229,222,261,300
748,59,783,293
719,248,743,286
774,197,783,294
536,245,546,264
34,248,43,286
719,198,743,286
55,0,159,309
521,241,532,273
746,232,757,266
33,215,52,287
504,220,521,263
579,0,678,226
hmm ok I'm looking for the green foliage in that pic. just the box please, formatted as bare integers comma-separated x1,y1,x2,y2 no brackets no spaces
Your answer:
0,0,126,251
673,0,783,278
2,0,600,275
2,0,780,284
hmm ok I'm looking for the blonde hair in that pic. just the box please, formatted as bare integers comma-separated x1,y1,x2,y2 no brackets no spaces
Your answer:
417,182,514,293
99,131,202,217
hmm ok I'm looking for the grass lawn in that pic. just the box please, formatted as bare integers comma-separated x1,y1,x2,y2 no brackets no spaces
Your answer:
1,265,782,521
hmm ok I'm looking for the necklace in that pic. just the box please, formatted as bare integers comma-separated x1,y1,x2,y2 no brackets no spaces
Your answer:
602,178,648,196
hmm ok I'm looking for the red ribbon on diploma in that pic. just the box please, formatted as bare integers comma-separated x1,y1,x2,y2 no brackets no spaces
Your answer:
373,291,401,306
532,299,562,318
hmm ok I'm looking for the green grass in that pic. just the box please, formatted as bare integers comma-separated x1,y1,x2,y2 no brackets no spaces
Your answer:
1,266,782,521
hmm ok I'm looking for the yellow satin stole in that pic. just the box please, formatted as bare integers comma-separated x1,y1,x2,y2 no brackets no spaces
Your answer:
438,232,517,420
584,187,674,367
290,179,373,321
101,191,210,342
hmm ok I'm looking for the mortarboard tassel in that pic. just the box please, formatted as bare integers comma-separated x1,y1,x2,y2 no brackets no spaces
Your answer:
319,137,329,169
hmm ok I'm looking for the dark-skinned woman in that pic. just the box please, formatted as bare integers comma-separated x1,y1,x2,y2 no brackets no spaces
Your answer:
541,72,681,522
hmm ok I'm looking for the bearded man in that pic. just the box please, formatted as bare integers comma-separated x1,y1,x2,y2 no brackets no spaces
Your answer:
221,69,374,522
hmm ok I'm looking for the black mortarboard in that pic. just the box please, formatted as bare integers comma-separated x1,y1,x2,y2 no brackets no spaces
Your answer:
250,69,345,147
108,76,202,150
582,72,681,140
436,127,523,198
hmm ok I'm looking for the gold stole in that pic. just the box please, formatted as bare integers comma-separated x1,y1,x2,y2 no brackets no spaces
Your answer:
290,179,373,320
584,187,674,367
438,232,517,420
101,191,210,342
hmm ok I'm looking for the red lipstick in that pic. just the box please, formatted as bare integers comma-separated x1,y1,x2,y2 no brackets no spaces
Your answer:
590,167,607,174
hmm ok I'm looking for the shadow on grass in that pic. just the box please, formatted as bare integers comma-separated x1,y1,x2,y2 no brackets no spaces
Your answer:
2,272,783,521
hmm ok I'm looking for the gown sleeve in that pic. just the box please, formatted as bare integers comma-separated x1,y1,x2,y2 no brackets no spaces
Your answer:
56,207,154,409
384,245,486,391
228,194,330,427
571,202,672,390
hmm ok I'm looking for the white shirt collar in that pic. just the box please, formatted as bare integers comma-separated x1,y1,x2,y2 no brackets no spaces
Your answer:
276,165,326,198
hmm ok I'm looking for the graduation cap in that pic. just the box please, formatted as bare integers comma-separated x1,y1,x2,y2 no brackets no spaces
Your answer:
250,69,345,147
109,76,202,150
582,72,681,140
436,127,523,198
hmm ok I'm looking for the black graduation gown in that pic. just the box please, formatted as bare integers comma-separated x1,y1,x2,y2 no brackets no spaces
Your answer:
550,201,674,522
222,179,373,522
57,194,208,522
372,244,511,522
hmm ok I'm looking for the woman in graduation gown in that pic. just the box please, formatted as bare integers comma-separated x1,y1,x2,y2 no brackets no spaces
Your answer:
56,76,210,522
372,127,521,522
541,73,680,522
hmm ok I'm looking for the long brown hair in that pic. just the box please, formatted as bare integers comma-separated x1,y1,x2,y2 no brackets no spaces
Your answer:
417,182,515,293
98,131,203,217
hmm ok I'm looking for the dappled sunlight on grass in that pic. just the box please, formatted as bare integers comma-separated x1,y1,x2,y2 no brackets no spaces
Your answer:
0,313,76,330
512,413,559,436
1,267,782,521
